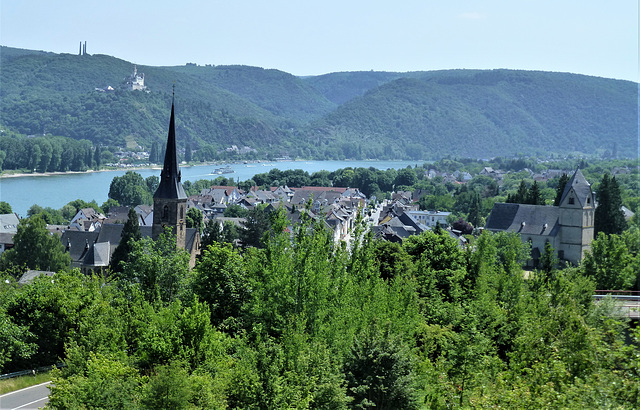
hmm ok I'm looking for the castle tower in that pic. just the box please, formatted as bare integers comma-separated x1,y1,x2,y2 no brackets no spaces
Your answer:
558,169,594,265
152,92,187,250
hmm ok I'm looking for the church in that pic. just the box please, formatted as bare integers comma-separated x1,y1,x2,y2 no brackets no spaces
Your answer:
484,169,594,267
62,95,201,272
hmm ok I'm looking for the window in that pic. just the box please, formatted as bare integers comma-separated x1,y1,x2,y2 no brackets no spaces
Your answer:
568,197,575,205
587,197,591,204
163,205,169,220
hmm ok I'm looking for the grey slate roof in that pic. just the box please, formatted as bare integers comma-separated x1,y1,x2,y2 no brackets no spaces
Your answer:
560,169,593,207
485,203,560,237
63,223,198,268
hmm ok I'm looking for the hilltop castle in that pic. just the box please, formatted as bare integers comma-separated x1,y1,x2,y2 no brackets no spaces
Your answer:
125,65,146,91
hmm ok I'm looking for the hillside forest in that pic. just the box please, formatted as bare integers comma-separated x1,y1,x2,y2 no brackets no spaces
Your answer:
0,156,639,408
1,46,637,163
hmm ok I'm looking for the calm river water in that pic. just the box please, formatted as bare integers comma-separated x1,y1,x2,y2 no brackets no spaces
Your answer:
1,160,421,217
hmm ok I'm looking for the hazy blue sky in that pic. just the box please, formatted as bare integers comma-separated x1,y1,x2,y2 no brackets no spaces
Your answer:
1,1,637,81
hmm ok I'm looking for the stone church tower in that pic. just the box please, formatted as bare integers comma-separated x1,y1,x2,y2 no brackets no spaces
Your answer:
152,94,187,249
557,169,595,264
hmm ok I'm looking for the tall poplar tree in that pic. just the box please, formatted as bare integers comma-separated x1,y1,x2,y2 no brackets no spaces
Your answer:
553,173,570,206
110,207,142,273
594,174,627,235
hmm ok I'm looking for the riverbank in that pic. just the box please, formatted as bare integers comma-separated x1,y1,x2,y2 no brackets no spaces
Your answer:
0,167,161,179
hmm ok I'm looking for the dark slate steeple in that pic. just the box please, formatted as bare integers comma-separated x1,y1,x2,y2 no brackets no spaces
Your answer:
154,91,187,200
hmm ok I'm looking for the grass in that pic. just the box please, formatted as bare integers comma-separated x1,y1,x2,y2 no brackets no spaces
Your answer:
0,372,52,395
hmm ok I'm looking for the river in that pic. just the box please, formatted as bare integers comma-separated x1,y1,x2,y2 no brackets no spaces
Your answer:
0,160,422,217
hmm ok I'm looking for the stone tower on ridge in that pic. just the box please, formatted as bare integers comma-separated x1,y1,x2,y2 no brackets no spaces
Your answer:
152,92,187,250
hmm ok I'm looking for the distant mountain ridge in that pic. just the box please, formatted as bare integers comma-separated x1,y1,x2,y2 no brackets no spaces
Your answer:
1,46,637,160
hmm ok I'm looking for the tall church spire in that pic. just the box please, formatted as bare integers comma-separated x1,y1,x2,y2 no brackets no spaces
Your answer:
154,90,186,200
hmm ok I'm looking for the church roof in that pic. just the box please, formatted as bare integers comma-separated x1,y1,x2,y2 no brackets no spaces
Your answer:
154,98,187,200
559,168,593,207
485,203,560,237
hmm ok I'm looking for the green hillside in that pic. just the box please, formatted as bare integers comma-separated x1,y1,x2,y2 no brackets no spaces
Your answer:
302,70,638,159
0,46,637,161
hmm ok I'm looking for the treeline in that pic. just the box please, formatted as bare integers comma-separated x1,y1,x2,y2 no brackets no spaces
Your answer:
1,211,638,408
0,134,99,172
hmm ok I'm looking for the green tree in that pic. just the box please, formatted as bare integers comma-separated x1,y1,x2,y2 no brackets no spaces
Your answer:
184,142,192,163
223,204,249,218
185,207,203,233
343,325,418,409
191,242,249,328
108,171,152,206
0,215,70,273
595,174,627,235
526,181,544,205
121,227,190,303
240,205,272,248
0,201,12,214
110,207,141,273
582,232,635,289
94,144,102,169
101,198,120,214
538,240,558,277
553,173,570,206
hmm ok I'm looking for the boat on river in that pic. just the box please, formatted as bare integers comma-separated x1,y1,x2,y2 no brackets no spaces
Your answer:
211,166,234,175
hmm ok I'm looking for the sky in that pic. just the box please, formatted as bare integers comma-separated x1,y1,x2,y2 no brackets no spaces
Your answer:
1,1,638,82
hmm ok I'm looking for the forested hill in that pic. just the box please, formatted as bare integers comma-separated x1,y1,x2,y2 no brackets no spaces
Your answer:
303,70,638,159
1,46,637,160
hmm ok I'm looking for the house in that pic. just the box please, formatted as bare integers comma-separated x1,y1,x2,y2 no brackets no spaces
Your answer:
406,210,451,228
0,213,19,256
485,169,594,267
69,208,106,231
134,205,154,226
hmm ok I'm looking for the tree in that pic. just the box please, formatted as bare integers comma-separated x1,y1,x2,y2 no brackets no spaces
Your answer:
149,142,159,164
526,181,544,205
101,198,120,214
594,174,627,235
191,242,249,327
538,240,558,277
224,204,249,218
0,215,71,273
452,218,473,235
109,171,153,206
239,206,272,248
94,145,102,169
343,326,418,409
553,173,570,206
507,180,528,204
582,232,635,289
185,207,203,233
184,142,192,163
0,201,12,214
121,227,190,303
110,207,141,273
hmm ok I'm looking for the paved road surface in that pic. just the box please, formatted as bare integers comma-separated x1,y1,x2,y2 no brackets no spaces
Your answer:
0,382,50,410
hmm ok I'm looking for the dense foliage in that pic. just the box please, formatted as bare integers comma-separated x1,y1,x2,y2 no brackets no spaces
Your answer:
1,47,636,161
1,207,639,408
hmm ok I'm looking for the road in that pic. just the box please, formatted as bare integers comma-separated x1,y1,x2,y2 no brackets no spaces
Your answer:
0,382,50,410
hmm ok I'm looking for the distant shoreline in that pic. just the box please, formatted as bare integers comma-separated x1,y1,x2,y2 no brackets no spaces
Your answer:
0,167,162,179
